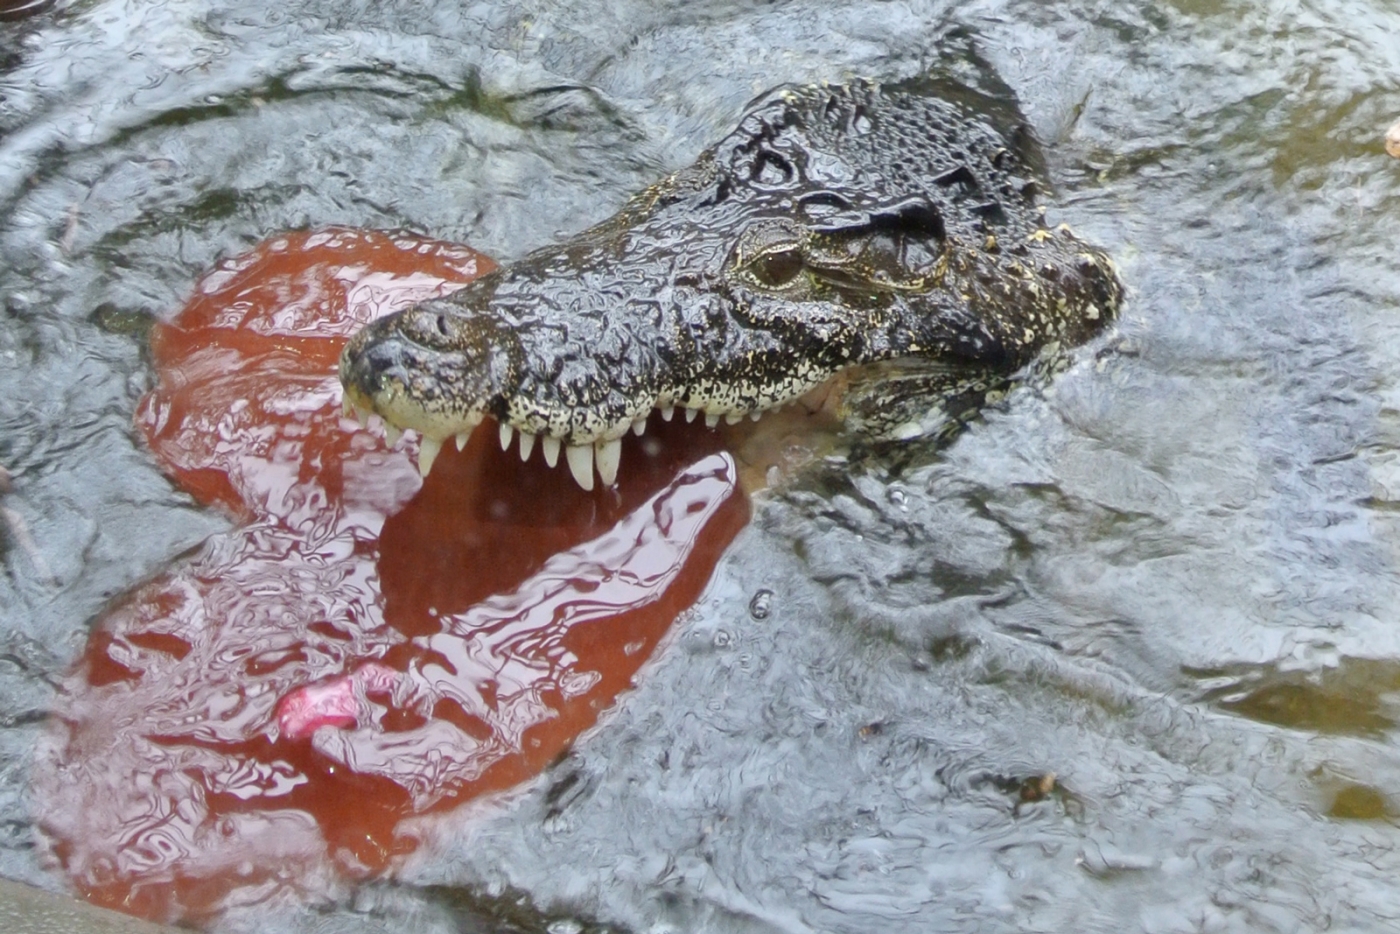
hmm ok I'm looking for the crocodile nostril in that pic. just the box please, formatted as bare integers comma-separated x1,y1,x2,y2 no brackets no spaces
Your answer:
344,332,407,395
435,314,451,338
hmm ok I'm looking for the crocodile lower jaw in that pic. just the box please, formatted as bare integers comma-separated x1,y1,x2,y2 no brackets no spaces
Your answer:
340,394,777,492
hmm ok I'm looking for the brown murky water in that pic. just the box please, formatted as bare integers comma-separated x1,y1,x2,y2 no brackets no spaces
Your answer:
31,228,747,921
3,1,1400,931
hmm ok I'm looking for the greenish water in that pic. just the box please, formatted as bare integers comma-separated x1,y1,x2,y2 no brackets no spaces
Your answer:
3,0,1400,931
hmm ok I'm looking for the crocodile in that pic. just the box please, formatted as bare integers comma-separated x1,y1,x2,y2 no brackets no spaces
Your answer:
339,77,1122,490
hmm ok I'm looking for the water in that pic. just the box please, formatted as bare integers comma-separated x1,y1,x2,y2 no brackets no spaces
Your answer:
3,0,1400,931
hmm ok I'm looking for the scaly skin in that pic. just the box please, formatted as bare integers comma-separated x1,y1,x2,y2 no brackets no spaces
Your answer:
340,77,1122,488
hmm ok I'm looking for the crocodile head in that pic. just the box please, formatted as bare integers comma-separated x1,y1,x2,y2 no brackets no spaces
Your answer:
340,78,1121,489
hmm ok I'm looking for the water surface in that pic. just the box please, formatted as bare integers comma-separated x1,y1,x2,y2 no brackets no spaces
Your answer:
3,0,1400,931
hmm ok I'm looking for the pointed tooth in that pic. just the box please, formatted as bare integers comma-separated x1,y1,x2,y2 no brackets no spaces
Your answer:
355,406,371,428
383,424,402,446
455,430,470,451
705,413,720,428
631,417,648,436
725,412,742,425
518,431,536,461
542,435,561,467
660,406,674,422
595,438,621,487
685,407,698,423
418,437,442,477
565,444,595,491
341,396,353,418
498,421,514,451
749,410,762,421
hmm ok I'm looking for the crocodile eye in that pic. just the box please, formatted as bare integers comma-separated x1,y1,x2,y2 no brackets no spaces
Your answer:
750,248,805,288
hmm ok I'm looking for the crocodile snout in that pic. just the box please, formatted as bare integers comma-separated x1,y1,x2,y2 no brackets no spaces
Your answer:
339,302,515,454
341,319,413,401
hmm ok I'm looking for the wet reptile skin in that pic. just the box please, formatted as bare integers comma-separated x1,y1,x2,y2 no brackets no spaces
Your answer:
340,77,1122,476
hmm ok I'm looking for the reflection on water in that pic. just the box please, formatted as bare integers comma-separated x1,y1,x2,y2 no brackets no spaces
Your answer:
0,0,51,21
1192,657,1400,738
31,230,747,921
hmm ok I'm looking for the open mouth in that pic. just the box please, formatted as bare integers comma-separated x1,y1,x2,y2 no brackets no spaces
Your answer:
339,390,787,492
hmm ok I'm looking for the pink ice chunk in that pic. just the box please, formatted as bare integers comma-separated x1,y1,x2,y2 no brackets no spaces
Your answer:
276,662,398,739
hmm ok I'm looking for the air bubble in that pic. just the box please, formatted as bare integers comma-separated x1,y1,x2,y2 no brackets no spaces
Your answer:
749,589,774,620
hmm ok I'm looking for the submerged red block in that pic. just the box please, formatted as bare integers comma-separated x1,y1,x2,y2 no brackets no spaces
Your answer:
35,228,748,922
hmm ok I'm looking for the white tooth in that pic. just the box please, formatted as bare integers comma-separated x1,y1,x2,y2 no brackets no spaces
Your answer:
705,413,720,428
519,431,536,461
498,421,514,451
660,406,674,421
631,418,648,436
725,412,742,425
750,410,762,421
565,444,595,491
455,430,470,451
595,438,621,487
341,396,353,417
384,424,402,446
685,407,698,423
542,435,561,467
418,437,442,477
356,407,370,428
